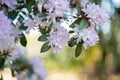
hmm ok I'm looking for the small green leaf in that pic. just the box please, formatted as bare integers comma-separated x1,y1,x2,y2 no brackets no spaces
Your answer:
79,19,89,29
0,57,5,69
26,0,35,6
76,5,82,13
8,11,18,20
40,12,47,17
70,19,81,28
39,27,46,34
75,42,82,57
38,35,48,42
20,33,27,47
40,42,51,53
68,38,77,47
19,25,28,30
69,30,74,34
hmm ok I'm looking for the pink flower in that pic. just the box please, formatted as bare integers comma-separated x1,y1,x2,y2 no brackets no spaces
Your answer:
74,26,99,49
1,0,17,10
82,3,109,27
44,0,70,17
48,23,70,53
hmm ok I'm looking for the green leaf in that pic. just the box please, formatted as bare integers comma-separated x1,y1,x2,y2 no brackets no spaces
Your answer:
19,25,28,30
79,19,89,29
0,57,5,69
38,35,48,42
76,5,82,13
39,27,47,34
8,11,18,20
70,19,81,28
40,42,51,53
68,38,77,47
18,16,24,23
20,33,27,47
40,12,47,17
26,0,35,6
69,30,74,34
75,42,82,57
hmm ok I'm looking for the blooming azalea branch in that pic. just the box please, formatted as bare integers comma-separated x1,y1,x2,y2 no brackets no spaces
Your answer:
0,0,110,80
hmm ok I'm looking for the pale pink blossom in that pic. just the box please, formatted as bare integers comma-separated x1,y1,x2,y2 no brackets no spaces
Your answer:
44,0,70,17
48,23,70,53
74,25,99,49
1,0,17,10
82,3,109,27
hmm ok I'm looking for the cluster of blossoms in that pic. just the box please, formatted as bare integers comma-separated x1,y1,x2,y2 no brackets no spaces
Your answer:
82,3,110,27
0,11,15,52
74,26,99,49
71,0,109,50
0,11,23,60
48,23,70,53
44,0,70,17
17,56,47,80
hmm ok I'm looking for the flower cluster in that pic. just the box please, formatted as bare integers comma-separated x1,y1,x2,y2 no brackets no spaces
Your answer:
74,26,99,49
82,3,110,27
17,56,47,80
0,11,16,53
44,0,70,17
48,23,70,53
